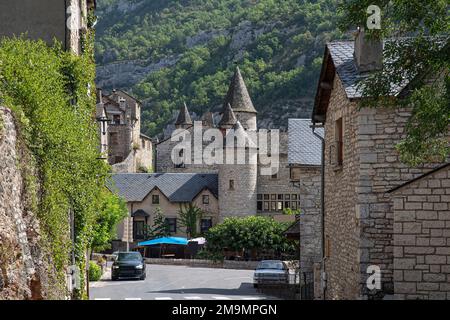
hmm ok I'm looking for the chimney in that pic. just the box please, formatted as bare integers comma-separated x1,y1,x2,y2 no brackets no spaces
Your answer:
354,27,383,72
96,88,103,104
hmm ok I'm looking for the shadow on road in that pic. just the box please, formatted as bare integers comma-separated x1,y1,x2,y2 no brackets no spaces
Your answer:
146,283,259,296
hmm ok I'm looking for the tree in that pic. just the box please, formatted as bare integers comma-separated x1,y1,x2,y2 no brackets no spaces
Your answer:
204,216,296,259
91,190,128,251
338,0,449,166
144,206,170,239
178,203,203,238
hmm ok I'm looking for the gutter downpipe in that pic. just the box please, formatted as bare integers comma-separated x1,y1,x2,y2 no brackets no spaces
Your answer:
311,122,325,300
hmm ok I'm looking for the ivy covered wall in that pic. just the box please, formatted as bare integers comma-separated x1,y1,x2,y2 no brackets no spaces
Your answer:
0,34,108,299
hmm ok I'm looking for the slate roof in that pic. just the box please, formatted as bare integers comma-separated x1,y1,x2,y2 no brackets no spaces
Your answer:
327,40,406,99
288,119,323,166
108,173,218,203
222,67,257,114
218,103,237,127
175,103,193,126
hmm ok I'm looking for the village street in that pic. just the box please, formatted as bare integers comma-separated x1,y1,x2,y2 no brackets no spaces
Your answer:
90,264,277,301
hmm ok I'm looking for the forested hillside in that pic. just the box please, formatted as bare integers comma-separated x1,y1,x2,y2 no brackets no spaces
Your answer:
95,0,343,137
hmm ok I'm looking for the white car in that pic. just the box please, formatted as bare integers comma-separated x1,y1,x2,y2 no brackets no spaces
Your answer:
253,260,289,288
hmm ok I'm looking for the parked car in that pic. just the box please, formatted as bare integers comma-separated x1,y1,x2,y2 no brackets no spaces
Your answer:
253,260,289,288
111,251,146,281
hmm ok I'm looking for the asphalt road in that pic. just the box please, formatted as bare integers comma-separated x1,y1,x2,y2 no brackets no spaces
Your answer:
89,264,277,300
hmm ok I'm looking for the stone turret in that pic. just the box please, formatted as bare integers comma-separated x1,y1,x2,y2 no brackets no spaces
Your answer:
222,67,257,131
201,111,215,127
218,121,258,220
175,102,193,129
218,103,237,130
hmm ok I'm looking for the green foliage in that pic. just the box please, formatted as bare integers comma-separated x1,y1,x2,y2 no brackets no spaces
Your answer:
91,190,128,251
144,207,170,239
204,216,296,258
178,203,204,238
95,0,343,137
339,1,450,165
0,36,106,299
88,261,102,282
282,208,301,215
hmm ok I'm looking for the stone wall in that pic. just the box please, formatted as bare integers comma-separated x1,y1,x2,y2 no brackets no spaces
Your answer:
0,0,87,55
323,77,361,299
392,165,450,300
356,105,435,298
322,75,440,299
0,107,52,300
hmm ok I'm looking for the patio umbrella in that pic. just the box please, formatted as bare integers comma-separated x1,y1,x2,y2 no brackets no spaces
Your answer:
138,237,188,246
188,237,206,245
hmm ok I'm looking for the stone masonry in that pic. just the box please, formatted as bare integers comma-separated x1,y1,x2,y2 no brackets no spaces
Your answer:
392,164,450,300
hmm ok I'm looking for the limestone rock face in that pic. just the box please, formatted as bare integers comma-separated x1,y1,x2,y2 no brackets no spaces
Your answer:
0,107,48,300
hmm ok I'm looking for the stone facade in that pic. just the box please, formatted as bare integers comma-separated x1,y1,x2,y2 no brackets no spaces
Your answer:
0,0,94,55
116,188,219,247
99,90,152,173
392,164,450,300
313,39,448,299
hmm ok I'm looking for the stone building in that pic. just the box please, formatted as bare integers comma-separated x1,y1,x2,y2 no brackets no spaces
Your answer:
97,89,152,173
135,67,323,270
109,173,218,251
312,29,449,299
0,0,96,55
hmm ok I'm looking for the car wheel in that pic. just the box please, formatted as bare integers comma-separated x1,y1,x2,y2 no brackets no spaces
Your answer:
111,276,118,281
253,284,258,288
140,273,146,280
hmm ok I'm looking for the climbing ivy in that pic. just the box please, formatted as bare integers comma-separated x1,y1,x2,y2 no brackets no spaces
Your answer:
0,36,110,299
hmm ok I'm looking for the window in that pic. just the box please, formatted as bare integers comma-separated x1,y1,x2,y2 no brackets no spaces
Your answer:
285,194,290,200
257,201,263,211
257,194,262,200
142,140,145,149
152,195,160,204
277,201,283,211
271,194,276,200
229,180,234,190
202,195,209,204
284,201,290,209
263,194,269,200
292,194,298,200
174,149,185,168
271,202,276,211
335,118,343,166
200,218,213,233
113,115,120,124
271,172,278,179
133,221,145,240
264,202,270,211
278,194,283,200
165,218,177,233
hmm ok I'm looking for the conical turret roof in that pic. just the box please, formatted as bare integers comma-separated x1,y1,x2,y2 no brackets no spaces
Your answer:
222,67,257,114
175,102,193,126
218,103,237,127
201,111,215,127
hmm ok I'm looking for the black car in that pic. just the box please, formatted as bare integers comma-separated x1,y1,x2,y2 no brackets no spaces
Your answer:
111,252,146,281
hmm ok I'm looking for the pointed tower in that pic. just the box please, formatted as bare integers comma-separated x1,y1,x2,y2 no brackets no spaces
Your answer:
218,103,237,130
175,102,193,129
218,120,258,220
222,67,257,131
201,111,215,128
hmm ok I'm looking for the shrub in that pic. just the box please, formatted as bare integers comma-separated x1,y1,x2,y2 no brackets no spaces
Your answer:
204,216,297,259
88,261,102,282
